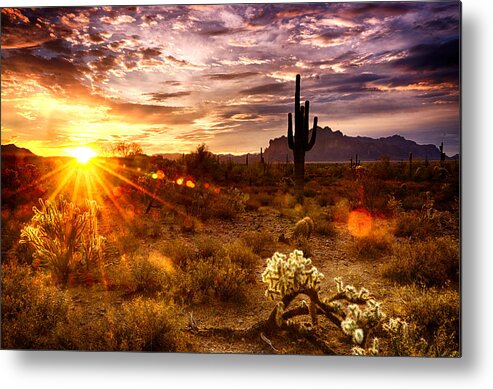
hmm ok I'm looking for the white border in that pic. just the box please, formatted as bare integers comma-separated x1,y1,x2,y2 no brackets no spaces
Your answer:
2,1,492,388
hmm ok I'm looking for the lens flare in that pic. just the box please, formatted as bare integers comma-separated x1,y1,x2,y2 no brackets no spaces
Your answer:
176,177,184,185
186,180,195,188
348,208,372,237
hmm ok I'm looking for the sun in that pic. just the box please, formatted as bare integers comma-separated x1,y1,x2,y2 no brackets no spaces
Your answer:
68,146,98,164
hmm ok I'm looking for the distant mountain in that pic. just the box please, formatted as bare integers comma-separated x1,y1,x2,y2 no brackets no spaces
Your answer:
264,127,450,162
1,144,37,158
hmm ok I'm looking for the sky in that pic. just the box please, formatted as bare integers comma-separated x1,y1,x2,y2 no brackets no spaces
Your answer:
1,1,461,157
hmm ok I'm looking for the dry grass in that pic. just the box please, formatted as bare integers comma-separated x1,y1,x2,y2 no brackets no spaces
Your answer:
385,285,460,356
350,229,393,260
383,236,459,287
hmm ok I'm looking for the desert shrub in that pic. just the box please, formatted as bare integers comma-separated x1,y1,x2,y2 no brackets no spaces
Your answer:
293,236,313,258
314,218,337,237
240,230,275,257
127,253,174,296
207,189,247,220
160,238,196,269
255,192,274,207
272,192,296,209
351,230,393,260
394,212,432,239
1,262,70,349
57,297,178,351
383,236,459,287
19,197,106,285
384,286,459,356
224,240,259,281
194,235,225,259
331,199,350,223
361,177,389,213
179,256,249,304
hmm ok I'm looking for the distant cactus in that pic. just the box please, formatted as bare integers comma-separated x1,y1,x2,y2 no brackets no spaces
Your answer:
439,142,446,163
293,216,314,239
409,152,413,177
287,74,318,200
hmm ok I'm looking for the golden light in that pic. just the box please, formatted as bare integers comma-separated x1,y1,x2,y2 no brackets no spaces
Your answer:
176,177,184,185
348,208,372,237
152,173,158,179
185,180,195,189
68,146,97,164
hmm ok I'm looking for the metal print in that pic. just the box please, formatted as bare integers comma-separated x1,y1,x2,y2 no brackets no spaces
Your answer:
1,2,460,356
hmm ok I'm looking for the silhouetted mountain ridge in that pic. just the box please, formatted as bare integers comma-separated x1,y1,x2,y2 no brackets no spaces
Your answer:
264,127,452,162
1,144,37,158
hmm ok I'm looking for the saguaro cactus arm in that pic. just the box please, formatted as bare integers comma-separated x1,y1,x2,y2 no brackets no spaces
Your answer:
288,113,294,149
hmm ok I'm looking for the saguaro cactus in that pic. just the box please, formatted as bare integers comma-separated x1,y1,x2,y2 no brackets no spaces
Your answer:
288,74,318,199
439,142,446,163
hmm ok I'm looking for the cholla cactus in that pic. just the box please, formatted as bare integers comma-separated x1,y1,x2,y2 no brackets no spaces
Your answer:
260,252,393,355
19,196,105,284
352,338,380,356
261,250,324,300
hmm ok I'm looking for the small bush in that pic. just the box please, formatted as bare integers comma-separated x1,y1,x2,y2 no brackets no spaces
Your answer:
1,263,70,349
194,235,225,259
314,217,336,237
240,230,275,257
161,238,196,269
179,256,248,304
351,230,393,260
385,286,459,356
331,199,350,223
128,252,174,296
394,212,433,239
383,236,459,287
224,240,259,281
57,297,178,351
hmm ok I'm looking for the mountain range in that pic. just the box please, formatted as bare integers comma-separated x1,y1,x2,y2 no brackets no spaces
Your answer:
263,127,455,163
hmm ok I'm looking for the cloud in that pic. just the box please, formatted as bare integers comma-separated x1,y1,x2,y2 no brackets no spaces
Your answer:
392,38,460,71
240,82,289,96
144,91,192,101
1,8,62,49
207,72,259,80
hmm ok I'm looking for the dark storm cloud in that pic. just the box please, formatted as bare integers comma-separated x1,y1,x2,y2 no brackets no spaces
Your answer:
41,39,72,55
339,2,416,18
392,38,460,71
417,16,460,32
